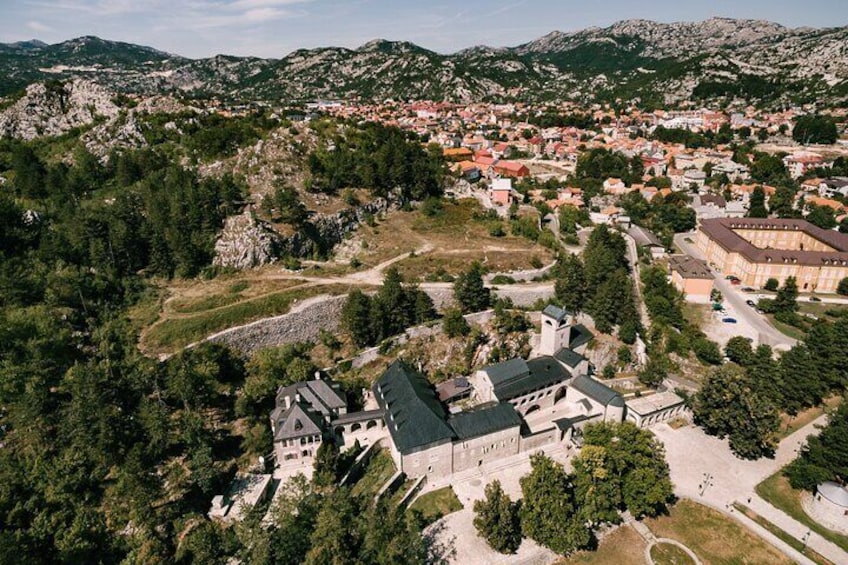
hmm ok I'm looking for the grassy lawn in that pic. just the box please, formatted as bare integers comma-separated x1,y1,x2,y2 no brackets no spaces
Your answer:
756,472,848,553
733,503,834,565
350,449,396,499
778,396,841,439
349,199,555,281
767,314,808,341
650,542,695,565
645,498,793,565
407,486,463,526
767,302,848,340
558,525,646,565
141,283,359,354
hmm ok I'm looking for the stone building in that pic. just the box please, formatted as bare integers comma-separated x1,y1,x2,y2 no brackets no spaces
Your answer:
696,218,848,293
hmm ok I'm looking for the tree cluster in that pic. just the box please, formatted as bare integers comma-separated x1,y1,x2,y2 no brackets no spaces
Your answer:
620,191,695,248
572,148,644,198
573,422,674,522
307,122,445,200
785,403,848,491
341,267,437,348
695,316,848,459
554,226,640,340
792,115,839,145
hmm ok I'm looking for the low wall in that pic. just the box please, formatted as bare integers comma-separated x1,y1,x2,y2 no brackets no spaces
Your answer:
205,295,347,355
203,282,552,357
484,261,556,283
518,426,561,453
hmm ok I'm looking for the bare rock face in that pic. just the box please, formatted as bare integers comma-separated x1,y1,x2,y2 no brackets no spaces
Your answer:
0,79,119,139
213,209,282,270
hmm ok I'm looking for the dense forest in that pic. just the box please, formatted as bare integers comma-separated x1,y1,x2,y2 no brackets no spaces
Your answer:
0,117,453,562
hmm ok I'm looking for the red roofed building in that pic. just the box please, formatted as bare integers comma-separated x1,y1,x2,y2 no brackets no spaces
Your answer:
493,160,530,178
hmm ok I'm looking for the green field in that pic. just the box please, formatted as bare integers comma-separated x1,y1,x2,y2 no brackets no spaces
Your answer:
351,449,396,499
407,486,463,526
756,472,848,553
645,498,793,565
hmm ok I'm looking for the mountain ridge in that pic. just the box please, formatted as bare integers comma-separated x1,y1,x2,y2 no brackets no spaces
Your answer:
1,18,847,107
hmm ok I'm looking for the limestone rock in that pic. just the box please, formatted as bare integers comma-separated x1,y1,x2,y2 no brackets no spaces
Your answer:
0,79,119,140
213,209,282,270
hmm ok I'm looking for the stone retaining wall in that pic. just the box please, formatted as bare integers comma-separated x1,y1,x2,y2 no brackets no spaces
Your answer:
203,283,553,356
206,295,347,355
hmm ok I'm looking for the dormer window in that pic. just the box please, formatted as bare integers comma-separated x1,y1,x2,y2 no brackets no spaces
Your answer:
294,419,303,431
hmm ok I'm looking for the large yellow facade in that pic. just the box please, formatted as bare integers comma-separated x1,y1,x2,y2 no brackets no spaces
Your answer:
696,219,848,293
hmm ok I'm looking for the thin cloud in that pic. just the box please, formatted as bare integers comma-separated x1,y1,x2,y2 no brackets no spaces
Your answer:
26,20,53,33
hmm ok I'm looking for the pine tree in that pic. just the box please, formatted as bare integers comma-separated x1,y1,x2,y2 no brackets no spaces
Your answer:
473,480,523,554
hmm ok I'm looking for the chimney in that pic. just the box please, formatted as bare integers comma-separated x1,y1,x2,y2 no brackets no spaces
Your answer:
284,395,292,409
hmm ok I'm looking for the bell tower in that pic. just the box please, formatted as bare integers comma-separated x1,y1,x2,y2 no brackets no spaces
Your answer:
540,304,572,356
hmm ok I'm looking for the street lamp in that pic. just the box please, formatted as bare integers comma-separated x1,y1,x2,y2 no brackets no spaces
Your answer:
699,472,714,497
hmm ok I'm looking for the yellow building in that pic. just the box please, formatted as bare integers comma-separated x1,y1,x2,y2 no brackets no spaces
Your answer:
696,218,848,293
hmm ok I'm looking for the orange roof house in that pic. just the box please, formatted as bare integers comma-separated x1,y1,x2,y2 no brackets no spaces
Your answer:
443,147,473,161
493,160,530,178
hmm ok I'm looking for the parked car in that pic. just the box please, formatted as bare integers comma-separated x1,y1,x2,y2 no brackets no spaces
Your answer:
722,317,737,323
809,296,822,302
724,274,738,280
741,287,755,293
745,300,756,307
730,279,742,286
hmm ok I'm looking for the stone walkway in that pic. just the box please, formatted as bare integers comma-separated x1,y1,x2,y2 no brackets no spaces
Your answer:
653,419,846,565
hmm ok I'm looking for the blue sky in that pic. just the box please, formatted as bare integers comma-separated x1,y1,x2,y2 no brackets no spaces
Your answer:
2,0,847,59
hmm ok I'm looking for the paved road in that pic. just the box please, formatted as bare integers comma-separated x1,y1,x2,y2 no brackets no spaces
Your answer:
654,418,846,565
673,232,797,350
622,231,651,329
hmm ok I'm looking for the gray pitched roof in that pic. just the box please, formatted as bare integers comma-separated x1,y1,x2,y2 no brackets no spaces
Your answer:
276,379,346,418
554,347,585,368
490,356,569,400
448,403,522,440
628,225,664,248
542,304,569,323
331,409,384,426
273,402,325,442
570,375,623,406
483,358,530,387
569,324,594,350
373,361,455,454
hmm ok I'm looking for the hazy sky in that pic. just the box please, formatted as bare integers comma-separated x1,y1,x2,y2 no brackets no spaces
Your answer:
2,0,847,59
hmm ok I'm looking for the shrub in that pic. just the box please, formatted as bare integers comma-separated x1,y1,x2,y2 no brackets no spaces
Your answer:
837,277,848,296
764,278,779,291
442,308,471,338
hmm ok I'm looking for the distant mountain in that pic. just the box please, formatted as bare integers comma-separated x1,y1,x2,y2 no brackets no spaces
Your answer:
1,18,847,107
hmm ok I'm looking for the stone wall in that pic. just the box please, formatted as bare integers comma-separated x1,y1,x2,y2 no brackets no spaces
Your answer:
205,294,347,355
201,282,552,358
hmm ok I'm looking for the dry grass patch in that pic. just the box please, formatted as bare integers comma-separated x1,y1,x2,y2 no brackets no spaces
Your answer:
778,396,841,439
558,524,646,565
141,283,360,355
348,199,554,278
645,498,793,565
650,542,696,565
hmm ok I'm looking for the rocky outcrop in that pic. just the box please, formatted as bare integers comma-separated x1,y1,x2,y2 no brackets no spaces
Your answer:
213,209,282,269
278,197,397,259
0,79,119,139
